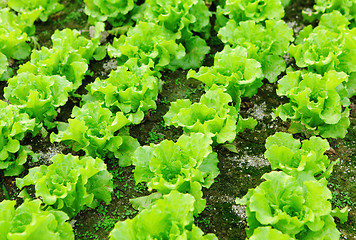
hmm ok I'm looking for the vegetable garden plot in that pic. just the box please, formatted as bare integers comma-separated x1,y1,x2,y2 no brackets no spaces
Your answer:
0,0,355,239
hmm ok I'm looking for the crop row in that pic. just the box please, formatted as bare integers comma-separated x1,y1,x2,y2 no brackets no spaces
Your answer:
0,0,354,239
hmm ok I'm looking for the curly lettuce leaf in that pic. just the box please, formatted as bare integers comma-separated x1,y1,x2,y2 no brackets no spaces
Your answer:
0,101,36,176
218,19,293,83
236,171,339,239
132,133,219,213
4,72,72,129
188,45,263,98
265,132,336,179
216,0,285,27
0,8,40,60
84,59,162,124
18,24,104,91
8,0,64,21
84,0,138,27
274,70,351,138
109,191,217,239
108,21,186,71
16,154,113,217
0,199,74,239
135,0,211,36
164,85,255,144
290,11,355,76
50,102,139,166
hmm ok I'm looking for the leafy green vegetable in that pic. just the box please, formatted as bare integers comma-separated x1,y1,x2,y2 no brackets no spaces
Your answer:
274,70,351,138
218,19,294,82
0,199,74,239
8,0,64,21
164,85,256,144
236,171,341,239
84,58,162,124
132,133,219,213
187,45,263,98
18,23,104,90
265,132,337,179
0,100,36,176
0,8,40,60
290,11,355,78
134,0,211,36
303,0,356,25
216,0,285,27
0,52,7,76
84,0,138,27
249,227,294,240
108,21,186,71
109,191,218,239
4,72,72,129
131,0,211,69
16,153,113,217
50,101,139,166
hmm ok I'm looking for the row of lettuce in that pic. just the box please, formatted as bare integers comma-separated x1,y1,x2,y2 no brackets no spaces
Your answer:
0,0,355,239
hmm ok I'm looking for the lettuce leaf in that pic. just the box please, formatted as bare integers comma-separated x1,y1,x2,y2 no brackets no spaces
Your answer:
4,72,72,129
164,85,256,144
0,100,36,176
132,133,219,214
0,199,74,239
188,45,263,98
18,23,104,91
274,70,351,138
216,0,285,27
218,19,293,83
0,8,40,60
265,132,337,179
109,191,217,239
290,11,355,77
236,171,340,239
50,101,139,166
84,58,162,124
108,21,186,71
8,0,64,21
16,154,113,217
84,0,138,27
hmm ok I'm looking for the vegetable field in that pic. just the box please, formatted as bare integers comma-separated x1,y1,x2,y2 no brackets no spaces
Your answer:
0,0,355,239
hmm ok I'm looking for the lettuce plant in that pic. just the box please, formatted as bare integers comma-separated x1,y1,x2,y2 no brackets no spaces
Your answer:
109,191,218,239
236,171,343,239
290,11,355,78
4,72,72,129
108,21,186,71
135,0,211,36
131,0,211,69
8,0,64,21
164,85,256,144
303,0,355,25
0,199,74,239
218,19,294,83
84,59,162,124
50,101,139,166
0,100,36,176
187,45,263,98
18,23,104,90
265,132,337,179
132,133,219,213
274,70,351,138
216,0,285,27
0,8,40,61
84,0,138,27
16,153,113,217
